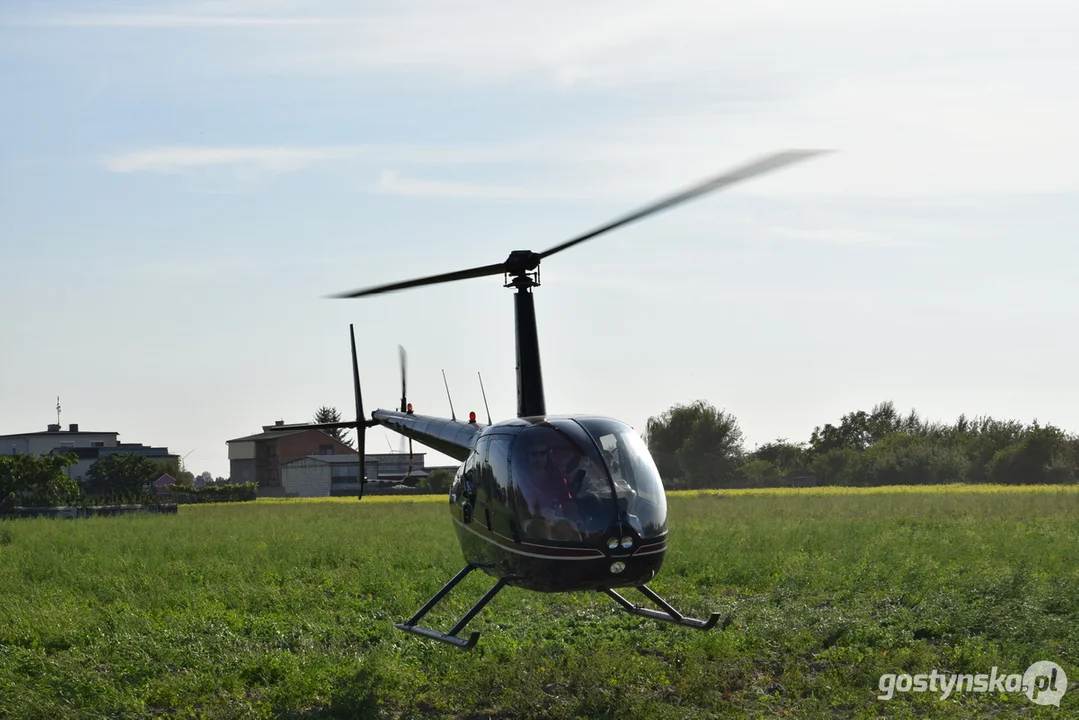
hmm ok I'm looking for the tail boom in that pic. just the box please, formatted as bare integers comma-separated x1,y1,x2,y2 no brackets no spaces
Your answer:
371,409,483,462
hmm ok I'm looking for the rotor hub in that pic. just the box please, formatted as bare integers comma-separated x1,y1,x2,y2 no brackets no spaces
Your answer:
504,250,541,276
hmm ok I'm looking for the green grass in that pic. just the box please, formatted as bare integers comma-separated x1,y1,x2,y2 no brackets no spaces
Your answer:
1,486,1077,718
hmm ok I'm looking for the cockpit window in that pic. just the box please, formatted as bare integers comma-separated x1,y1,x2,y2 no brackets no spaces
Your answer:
574,418,668,538
509,424,617,543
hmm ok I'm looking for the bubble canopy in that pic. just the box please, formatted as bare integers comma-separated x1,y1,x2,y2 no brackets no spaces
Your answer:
507,417,668,544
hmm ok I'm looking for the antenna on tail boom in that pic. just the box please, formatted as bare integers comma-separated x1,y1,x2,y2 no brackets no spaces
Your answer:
442,369,456,421
477,372,492,425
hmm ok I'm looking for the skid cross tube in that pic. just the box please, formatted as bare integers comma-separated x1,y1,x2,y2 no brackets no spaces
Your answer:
394,564,507,650
604,585,723,630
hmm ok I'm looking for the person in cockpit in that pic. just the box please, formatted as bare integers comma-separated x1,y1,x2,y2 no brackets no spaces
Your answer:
519,438,583,541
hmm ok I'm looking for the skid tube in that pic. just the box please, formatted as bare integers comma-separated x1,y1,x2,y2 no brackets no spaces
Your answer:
394,564,506,650
603,584,723,630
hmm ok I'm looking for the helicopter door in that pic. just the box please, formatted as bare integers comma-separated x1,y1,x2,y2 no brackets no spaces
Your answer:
451,450,478,525
482,434,518,541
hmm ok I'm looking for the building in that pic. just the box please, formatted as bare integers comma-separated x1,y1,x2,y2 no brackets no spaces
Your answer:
0,423,178,481
3,423,118,455
155,473,178,495
225,421,357,495
279,452,440,497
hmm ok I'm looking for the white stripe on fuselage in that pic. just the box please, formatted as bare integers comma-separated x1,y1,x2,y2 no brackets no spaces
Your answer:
452,518,607,560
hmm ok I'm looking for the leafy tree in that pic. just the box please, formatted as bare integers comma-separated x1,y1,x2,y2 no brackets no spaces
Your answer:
748,439,811,477
85,454,161,501
645,400,744,489
0,453,80,506
417,468,455,494
737,459,782,486
158,457,195,486
314,406,354,448
808,447,864,486
947,415,1028,483
809,401,930,454
986,424,1076,484
860,432,968,486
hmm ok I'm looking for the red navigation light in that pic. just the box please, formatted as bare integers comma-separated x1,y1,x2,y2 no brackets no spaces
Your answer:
406,403,414,414
469,411,477,423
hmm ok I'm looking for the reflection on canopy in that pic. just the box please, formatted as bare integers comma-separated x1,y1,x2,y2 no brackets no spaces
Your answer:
575,417,668,539
510,425,614,543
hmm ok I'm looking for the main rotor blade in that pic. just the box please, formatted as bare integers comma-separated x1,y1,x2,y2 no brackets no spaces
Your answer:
538,149,830,260
329,262,507,299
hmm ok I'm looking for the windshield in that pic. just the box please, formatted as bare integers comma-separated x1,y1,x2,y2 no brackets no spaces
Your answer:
509,422,618,543
574,417,668,538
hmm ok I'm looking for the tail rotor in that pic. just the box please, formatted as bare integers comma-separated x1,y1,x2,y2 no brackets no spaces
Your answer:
398,344,414,481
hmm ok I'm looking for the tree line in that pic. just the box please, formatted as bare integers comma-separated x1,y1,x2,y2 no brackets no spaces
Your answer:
1,452,256,509
645,399,1079,489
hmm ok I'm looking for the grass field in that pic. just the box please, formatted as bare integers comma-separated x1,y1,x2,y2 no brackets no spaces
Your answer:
1,485,1077,718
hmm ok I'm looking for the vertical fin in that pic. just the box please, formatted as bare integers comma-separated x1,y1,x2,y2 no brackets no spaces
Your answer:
349,324,368,499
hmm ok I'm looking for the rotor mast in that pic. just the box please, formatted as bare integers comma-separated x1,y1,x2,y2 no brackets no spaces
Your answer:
504,251,546,417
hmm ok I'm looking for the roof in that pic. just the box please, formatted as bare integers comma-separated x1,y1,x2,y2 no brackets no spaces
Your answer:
0,430,118,439
364,452,426,460
225,429,311,443
379,469,430,478
290,454,366,464
155,474,177,486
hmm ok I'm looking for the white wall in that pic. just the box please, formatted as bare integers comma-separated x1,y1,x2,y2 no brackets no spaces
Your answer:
281,459,332,497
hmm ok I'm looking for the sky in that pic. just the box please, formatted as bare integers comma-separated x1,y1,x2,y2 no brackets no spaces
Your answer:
2,0,1079,479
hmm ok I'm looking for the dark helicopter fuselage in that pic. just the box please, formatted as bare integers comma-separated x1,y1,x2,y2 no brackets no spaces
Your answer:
374,409,669,593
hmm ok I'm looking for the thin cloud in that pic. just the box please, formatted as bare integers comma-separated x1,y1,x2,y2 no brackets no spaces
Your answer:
100,146,362,174
19,13,359,27
5,0,363,27
375,170,573,200
767,226,930,250
98,144,536,175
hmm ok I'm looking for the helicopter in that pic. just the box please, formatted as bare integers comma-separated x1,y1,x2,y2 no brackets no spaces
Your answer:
271,149,828,649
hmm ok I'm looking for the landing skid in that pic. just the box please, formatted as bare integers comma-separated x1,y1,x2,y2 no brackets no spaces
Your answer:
394,564,506,650
396,568,722,650
604,585,723,630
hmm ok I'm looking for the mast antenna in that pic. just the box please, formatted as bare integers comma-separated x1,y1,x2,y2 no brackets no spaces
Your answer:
442,369,456,421
477,372,492,425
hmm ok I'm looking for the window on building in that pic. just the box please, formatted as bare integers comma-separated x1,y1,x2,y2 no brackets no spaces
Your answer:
91,441,105,448
318,445,334,455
